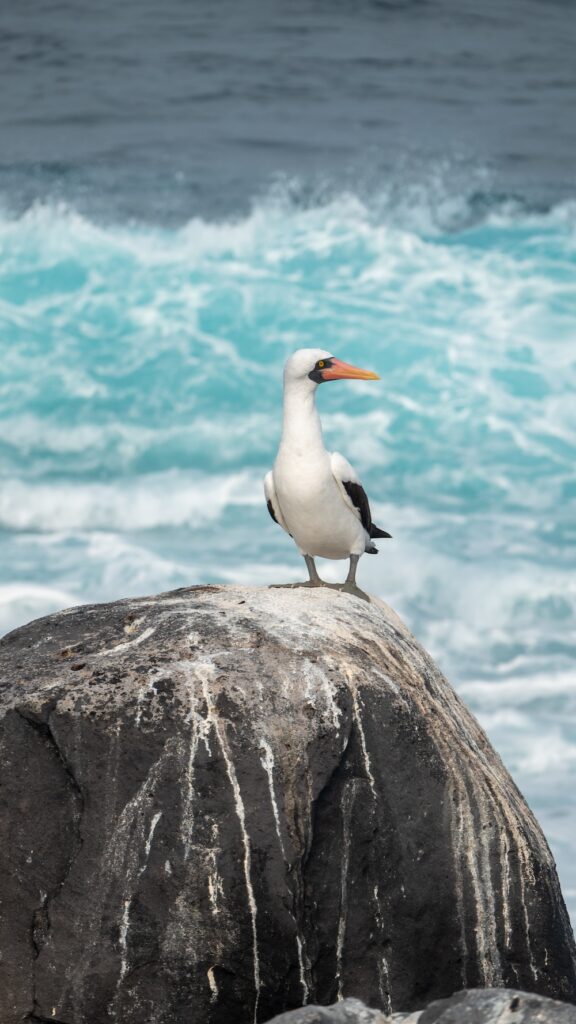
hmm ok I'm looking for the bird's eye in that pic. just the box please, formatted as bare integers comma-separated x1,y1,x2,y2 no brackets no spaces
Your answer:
318,360,325,368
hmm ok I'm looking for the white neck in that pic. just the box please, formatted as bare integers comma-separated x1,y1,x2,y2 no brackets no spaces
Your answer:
280,378,325,455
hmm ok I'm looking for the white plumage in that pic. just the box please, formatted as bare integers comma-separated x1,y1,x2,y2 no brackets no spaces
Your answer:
264,348,390,595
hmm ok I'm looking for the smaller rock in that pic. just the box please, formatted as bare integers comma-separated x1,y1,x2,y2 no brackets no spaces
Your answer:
415,988,576,1023
264,998,388,1024
265,990,576,1024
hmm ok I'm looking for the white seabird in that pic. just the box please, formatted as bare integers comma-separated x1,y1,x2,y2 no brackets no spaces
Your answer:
264,348,391,599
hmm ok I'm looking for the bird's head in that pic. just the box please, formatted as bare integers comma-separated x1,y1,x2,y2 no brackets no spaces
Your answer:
284,348,380,389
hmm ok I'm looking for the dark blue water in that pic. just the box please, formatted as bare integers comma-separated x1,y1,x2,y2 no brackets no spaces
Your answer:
1,0,575,220
1,0,575,924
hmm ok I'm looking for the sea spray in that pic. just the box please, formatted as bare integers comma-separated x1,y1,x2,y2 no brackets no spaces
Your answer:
1,184,575,923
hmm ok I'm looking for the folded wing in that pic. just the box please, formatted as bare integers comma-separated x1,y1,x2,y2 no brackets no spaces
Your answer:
330,451,392,540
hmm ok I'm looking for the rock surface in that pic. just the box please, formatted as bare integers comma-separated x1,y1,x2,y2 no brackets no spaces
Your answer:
265,996,388,1023
265,989,576,1024
0,585,575,1024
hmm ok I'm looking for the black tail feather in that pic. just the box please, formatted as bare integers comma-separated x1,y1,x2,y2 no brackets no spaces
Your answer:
370,524,392,539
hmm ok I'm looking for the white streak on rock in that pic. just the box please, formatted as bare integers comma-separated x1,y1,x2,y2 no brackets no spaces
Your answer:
206,825,224,916
218,740,260,1022
472,787,500,984
517,842,539,983
259,738,286,860
296,934,309,1004
207,966,218,1003
303,660,342,731
499,830,513,951
447,737,531,988
479,758,538,982
449,772,491,984
378,957,391,1014
199,664,261,1024
346,670,377,800
372,884,391,1013
207,857,223,916
98,626,156,657
415,649,541,991
118,897,132,983
450,779,469,985
336,780,358,999
64,740,177,1015
181,663,213,861
139,811,162,876
134,692,145,729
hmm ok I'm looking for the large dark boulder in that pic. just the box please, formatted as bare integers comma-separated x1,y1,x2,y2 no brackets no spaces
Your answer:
0,585,574,1024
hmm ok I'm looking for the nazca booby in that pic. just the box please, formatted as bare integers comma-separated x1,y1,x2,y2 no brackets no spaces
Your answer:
265,348,391,598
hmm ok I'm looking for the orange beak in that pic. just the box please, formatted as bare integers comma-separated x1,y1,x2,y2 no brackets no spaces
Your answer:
322,358,380,382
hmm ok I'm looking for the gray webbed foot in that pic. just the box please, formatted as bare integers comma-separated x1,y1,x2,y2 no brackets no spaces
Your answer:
334,582,371,603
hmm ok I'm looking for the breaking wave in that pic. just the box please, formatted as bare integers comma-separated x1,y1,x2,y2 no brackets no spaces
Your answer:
1,177,575,920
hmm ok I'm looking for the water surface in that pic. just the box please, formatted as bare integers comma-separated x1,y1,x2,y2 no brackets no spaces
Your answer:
1,0,575,926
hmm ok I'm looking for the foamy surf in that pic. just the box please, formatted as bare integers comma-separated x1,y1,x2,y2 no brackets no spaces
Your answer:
0,583,80,635
1,179,575,924
0,470,260,531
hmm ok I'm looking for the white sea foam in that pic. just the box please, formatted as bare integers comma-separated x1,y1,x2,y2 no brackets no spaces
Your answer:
0,583,80,634
1,183,575,926
461,670,576,708
0,470,261,532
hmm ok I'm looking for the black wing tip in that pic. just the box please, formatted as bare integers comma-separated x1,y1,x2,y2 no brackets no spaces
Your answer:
370,525,392,539
266,498,279,526
342,479,372,534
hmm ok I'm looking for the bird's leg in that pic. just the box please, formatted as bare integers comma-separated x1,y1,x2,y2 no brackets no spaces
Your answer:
345,554,359,585
336,554,371,602
269,554,326,589
304,554,322,584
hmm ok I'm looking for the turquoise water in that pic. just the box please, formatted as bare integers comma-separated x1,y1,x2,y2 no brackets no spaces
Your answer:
1,182,575,921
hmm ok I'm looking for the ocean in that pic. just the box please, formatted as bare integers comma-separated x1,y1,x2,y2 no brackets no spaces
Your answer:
1,0,575,927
